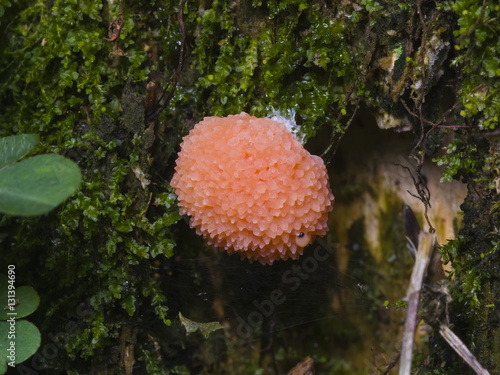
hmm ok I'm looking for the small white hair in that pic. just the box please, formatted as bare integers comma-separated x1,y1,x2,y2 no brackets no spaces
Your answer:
269,107,305,144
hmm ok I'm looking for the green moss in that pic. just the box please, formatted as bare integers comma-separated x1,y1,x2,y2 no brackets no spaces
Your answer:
433,137,484,183
391,45,406,82
0,0,184,371
190,0,361,141
442,0,500,128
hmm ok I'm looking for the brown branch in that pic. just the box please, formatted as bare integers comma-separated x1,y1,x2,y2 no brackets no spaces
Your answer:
409,2,445,166
414,0,428,162
372,347,388,374
145,81,156,113
435,124,471,128
401,100,463,129
401,1,449,159
456,0,488,44
401,97,468,173
416,0,426,104
339,78,359,121
382,352,401,375
105,0,125,54
396,163,434,233
397,3,456,234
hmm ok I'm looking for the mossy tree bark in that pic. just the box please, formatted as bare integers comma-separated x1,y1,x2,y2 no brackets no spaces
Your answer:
0,0,499,374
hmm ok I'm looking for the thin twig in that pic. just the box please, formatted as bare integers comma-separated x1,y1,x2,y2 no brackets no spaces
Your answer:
439,324,491,375
434,125,470,128
105,0,125,55
456,0,488,44
382,352,401,375
401,100,465,129
396,163,434,233
372,347,387,373
146,0,188,122
405,1,446,171
415,0,427,158
399,232,492,375
322,98,360,165
400,97,467,217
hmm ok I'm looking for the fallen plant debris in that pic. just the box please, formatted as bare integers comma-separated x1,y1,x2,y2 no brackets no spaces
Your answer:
399,206,490,375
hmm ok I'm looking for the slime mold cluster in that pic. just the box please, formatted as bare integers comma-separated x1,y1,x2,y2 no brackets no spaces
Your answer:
171,113,334,265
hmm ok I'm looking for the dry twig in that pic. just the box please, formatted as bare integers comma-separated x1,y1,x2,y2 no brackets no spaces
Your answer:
439,324,491,375
399,231,435,375
399,207,490,375
397,163,435,233
105,0,126,56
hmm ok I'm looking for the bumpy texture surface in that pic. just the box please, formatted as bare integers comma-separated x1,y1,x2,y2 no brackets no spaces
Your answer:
171,113,334,264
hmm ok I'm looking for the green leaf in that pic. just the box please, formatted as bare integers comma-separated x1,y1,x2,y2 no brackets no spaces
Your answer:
0,134,39,170
0,154,82,216
179,312,223,338
0,275,40,320
0,320,41,371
